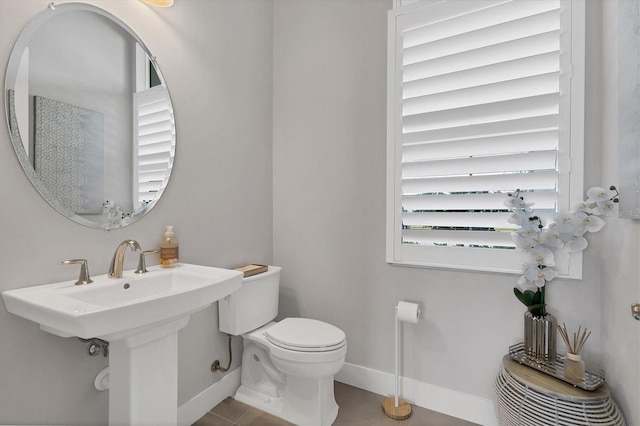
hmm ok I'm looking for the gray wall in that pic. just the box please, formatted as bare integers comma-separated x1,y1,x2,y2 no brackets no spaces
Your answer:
0,1,273,424
1,1,639,425
600,1,640,422
272,0,640,424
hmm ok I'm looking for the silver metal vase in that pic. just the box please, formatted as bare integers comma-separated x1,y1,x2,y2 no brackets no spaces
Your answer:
524,311,556,362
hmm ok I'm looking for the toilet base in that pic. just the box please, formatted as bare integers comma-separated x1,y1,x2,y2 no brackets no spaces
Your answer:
234,374,339,426
234,385,284,419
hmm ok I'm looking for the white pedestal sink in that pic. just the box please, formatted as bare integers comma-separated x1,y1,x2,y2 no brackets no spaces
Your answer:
2,263,243,426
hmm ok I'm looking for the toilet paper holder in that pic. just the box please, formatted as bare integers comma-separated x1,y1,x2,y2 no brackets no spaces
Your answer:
382,301,420,420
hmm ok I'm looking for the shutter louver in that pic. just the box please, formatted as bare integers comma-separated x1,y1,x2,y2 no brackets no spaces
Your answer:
398,0,561,252
134,85,175,209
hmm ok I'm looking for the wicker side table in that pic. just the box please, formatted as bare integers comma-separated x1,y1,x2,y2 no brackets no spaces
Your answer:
494,355,625,426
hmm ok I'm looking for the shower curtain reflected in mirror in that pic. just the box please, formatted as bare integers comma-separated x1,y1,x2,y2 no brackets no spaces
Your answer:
33,95,104,214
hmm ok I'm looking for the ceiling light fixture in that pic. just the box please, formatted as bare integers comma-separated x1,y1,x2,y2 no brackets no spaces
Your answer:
140,0,174,7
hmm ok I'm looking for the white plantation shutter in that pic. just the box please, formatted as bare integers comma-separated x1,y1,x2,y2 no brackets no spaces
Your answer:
133,85,175,209
386,0,585,274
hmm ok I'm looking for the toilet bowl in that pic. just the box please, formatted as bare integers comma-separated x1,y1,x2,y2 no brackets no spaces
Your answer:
218,266,347,426
236,319,346,425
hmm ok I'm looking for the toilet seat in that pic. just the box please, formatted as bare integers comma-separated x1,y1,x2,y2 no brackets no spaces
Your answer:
266,318,346,353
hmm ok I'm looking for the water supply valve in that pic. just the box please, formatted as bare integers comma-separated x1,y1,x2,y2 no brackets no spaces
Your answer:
79,337,109,357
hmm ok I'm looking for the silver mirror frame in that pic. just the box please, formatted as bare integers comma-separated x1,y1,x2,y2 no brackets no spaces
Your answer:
5,2,176,230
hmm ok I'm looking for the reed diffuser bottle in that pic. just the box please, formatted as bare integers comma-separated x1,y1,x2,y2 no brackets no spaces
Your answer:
558,323,590,382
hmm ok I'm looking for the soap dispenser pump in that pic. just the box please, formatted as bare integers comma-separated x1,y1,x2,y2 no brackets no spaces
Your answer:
160,225,179,267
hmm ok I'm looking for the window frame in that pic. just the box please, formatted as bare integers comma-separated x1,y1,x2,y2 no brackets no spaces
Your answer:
385,0,586,277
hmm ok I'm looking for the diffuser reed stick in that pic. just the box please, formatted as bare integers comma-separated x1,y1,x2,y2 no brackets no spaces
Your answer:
558,323,591,354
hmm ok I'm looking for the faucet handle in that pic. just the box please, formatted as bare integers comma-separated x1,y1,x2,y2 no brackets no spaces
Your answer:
60,259,93,285
135,250,159,274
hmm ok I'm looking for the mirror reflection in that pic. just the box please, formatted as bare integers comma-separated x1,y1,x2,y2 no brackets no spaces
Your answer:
5,3,175,229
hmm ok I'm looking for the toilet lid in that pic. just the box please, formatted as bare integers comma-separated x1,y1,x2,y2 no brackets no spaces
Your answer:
266,318,346,352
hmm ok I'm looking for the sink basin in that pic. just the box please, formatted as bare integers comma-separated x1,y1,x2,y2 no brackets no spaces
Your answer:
1,263,243,339
2,263,243,425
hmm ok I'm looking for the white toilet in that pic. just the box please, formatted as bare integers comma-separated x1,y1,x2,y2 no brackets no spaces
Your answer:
218,266,347,426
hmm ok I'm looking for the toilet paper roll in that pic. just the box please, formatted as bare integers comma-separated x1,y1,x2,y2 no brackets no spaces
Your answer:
397,301,420,323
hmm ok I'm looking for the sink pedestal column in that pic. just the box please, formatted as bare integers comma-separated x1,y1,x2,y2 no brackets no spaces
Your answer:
107,316,190,426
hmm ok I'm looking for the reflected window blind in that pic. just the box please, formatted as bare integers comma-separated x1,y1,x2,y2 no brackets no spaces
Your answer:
387,0,583,272
133,85,175,207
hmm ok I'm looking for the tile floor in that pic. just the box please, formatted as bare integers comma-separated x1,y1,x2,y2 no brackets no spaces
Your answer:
193,382,478,426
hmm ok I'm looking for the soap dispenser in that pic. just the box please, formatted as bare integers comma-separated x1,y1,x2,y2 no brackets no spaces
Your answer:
160,225,179,267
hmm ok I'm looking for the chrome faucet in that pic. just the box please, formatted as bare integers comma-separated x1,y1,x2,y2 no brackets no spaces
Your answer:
108,240,141,278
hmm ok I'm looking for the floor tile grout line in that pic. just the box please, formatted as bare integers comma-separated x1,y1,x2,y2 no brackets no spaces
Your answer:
234,407,254,425
210,410,237,425
207,398,252,424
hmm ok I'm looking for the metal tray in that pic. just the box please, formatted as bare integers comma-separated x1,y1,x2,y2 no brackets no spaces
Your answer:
509,342,605,391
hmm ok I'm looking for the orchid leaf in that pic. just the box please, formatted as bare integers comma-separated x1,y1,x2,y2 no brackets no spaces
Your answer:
527,303,546,312
528,303,547,317
513,288,537,306
531,290,543,306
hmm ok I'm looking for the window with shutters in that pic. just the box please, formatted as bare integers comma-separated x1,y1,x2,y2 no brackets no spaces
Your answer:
132,44,175,213
133,85,175,208
386,0,585,275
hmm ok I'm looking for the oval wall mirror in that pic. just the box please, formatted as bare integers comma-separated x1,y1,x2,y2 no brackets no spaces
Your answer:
5,2,176,229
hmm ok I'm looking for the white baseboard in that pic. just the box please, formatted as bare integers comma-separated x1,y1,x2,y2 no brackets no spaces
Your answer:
335,362,497,426
177,368,241,426
177,362,497,426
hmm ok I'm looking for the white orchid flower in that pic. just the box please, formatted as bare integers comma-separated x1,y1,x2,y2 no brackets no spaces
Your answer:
525,246,555,267
593,199,616,215
504,194,534,210
539,228,564,248
515,276,539,293
582,214,605,232
552,212,579,232
517,274,529,286
573,200,595,214
539,267,558,282
571,212,590,235
567,236,588,251
586,186,617,203
508,209,530,225
506,185,616,293
511,227,543,250
523,264,556,288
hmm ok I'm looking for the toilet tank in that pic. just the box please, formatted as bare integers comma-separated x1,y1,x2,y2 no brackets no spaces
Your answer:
218,266,281,335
